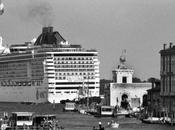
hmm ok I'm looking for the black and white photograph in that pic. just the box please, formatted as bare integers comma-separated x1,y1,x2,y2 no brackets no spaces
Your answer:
0,0,175,130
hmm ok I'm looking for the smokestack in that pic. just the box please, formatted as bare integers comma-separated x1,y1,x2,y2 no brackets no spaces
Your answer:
42,26,53,34
169,42,173,48
163,44,166,50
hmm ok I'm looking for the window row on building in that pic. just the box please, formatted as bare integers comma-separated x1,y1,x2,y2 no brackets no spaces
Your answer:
54,61,94,64
54,69,95,72
53,57,94,61
54,65,94,68
55,76,95,80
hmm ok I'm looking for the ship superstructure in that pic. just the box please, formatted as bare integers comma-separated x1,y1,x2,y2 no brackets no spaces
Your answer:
0,27,100,103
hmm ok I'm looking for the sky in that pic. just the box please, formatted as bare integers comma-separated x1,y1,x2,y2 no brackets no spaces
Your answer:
0,0,175,80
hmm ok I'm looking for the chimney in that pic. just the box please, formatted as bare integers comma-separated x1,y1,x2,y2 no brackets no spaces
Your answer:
169,42,173,48
42,26,53,34
163,44,166,50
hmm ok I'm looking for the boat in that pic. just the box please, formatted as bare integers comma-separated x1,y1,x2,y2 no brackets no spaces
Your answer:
33,114,57,126
164,117,175,125
113,108,131,117
141,117,164,124
10,112,34,128
94,105,114,117
108,120,119,128
63,102,77,112
0,26,100,104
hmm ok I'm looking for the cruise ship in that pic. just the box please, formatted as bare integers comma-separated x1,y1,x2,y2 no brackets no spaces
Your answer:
0,27,100,103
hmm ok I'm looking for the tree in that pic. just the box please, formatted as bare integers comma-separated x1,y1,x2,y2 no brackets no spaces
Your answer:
132,77,142,83
147,77,160,83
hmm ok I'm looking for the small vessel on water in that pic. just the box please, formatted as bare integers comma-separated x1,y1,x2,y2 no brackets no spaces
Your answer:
0,112,63,130
94,105,114,117
141,117,164,124
63,102,77,112
107,120,119,128
113,108,131,117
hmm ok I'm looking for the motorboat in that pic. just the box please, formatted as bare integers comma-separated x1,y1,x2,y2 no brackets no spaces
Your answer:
141,117,164,124
94,105,114,117
108,120,119,128
63,102,77,112
113,108,130,117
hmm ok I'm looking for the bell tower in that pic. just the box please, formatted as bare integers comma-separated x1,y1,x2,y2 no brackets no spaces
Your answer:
112,50,134,83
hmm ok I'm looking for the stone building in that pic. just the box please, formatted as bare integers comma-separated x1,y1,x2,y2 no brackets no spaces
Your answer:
160,43,175,116
146,81,161,116
107,51,152,110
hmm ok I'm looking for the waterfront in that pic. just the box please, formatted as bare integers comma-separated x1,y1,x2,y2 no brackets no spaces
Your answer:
0,102,175,130
57,112,175,130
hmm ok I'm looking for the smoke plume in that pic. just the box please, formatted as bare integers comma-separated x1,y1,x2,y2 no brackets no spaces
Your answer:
27,1,54,26
16,0,55,27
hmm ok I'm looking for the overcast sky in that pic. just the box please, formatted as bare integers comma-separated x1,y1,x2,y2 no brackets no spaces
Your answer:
1,0,175,80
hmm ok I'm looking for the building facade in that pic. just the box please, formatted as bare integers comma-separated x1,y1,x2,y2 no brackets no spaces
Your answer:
109,51,151,110
146,81,161,117
160,43,175,115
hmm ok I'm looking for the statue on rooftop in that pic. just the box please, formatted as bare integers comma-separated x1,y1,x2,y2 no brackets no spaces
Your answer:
118,49,127,69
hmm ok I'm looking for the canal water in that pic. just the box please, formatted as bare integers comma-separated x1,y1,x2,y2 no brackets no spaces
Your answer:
57,112,175,130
